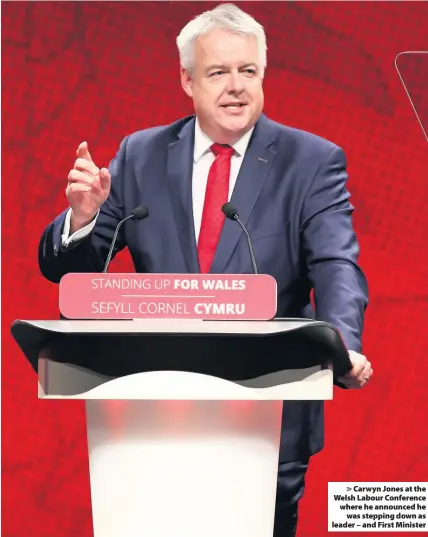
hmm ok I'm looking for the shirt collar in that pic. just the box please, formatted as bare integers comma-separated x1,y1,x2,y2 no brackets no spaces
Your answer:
193,117,254,162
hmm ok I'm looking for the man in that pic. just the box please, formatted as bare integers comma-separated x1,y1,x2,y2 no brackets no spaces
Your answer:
39,3,373,536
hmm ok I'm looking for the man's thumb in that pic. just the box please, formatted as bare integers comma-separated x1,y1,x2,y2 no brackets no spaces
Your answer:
99,168,111,189
76,141,93,162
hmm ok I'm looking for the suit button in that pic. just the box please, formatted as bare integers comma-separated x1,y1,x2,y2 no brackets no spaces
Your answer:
53,244,58,257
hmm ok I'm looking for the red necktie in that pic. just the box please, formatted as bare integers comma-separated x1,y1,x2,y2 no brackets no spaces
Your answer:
198,143,234,273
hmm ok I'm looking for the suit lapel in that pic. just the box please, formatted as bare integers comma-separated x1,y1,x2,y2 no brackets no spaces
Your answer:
210,115,278,274
166,118,200,273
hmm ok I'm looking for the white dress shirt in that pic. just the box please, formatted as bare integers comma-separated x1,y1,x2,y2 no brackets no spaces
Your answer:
61,119,254,246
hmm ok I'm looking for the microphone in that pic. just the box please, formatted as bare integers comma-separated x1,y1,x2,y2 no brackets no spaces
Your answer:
222,202,258,274
103,205,149,273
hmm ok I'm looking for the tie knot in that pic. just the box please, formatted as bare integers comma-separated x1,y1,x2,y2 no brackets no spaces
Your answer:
211,143,234,158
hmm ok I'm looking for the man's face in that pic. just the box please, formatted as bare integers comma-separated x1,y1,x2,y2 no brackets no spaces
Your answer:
181,27,264,144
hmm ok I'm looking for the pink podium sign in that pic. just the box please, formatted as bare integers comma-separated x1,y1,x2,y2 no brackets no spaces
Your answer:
59,273,278,320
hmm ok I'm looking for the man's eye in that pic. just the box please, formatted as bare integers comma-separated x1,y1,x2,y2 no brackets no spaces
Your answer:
209,71,224,77
244,69,256,75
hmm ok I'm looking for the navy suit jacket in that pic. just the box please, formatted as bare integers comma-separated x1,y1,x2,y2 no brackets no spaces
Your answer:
39,113,368,462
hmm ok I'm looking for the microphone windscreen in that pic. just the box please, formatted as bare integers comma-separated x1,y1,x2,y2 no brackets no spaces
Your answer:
131,206,149,220
222,202,239,220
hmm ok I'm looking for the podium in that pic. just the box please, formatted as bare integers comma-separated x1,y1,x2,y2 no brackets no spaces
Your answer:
11,317,351,537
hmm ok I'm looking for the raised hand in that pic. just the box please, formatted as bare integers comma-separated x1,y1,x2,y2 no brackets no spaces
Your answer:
66,141,111,232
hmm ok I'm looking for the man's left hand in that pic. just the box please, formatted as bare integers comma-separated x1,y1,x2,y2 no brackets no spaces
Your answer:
336,350,373,389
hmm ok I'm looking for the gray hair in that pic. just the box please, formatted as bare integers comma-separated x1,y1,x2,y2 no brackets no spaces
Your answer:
176,3,267,77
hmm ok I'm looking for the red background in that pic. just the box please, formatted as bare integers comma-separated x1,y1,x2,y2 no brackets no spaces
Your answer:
2,2,428,536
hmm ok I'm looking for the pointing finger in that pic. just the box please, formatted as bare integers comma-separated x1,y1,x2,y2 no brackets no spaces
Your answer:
76,141,94,162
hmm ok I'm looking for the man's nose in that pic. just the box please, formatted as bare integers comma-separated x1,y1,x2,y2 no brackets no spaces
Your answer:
226,71,245,93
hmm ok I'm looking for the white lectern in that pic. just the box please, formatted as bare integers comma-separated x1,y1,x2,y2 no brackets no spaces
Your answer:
11,318,351,537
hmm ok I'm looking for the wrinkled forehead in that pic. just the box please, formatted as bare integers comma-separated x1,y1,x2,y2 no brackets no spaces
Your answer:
193,29,260,70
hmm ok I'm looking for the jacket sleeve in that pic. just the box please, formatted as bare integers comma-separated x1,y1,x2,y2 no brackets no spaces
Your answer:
38,136,129,283
300,145,369,354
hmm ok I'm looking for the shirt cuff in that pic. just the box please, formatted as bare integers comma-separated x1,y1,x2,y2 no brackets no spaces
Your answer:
61,209,99,247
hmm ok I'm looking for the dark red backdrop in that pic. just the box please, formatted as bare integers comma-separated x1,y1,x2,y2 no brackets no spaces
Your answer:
2,2,428,536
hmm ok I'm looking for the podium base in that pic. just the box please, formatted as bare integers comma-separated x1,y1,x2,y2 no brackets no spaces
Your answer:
86,398,283,537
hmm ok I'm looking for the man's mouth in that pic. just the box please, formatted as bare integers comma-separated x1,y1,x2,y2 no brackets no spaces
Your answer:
221,103,247,108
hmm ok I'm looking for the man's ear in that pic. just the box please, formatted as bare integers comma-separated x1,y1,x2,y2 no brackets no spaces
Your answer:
180,67,193,98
